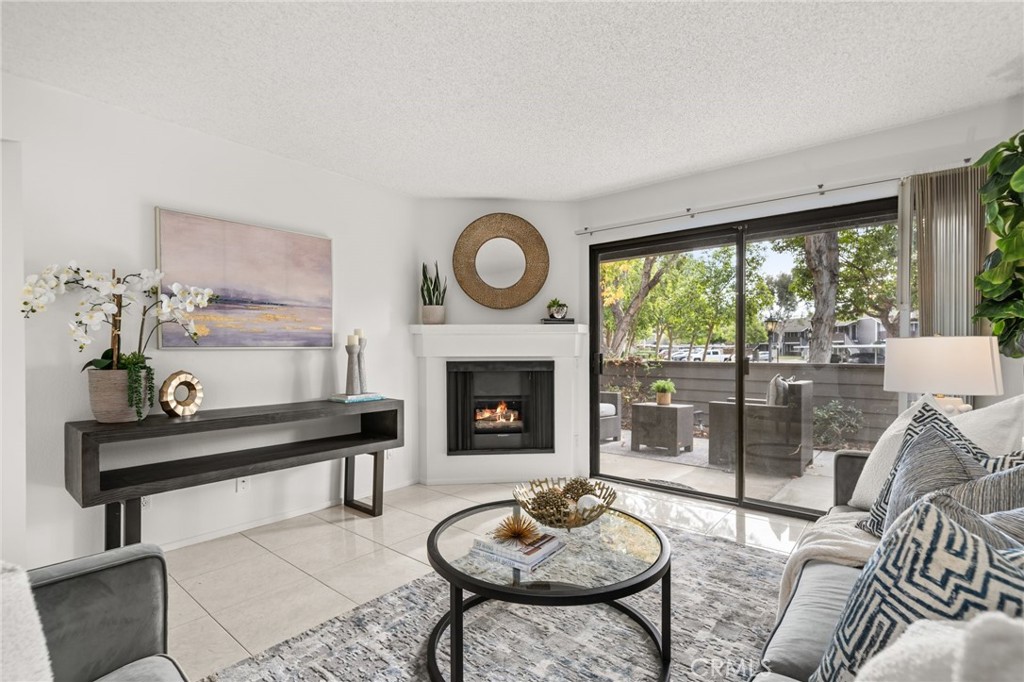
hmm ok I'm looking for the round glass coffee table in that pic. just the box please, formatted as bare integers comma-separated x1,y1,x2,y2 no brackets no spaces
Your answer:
426,500,672,681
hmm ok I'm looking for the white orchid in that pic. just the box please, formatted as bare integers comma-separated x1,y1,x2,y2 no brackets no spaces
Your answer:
20,261,217,367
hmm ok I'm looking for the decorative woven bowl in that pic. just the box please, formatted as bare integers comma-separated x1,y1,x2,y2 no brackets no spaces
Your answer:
513,478,617,529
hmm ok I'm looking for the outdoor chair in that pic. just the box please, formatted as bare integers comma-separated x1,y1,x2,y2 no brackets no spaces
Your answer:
707,380,814,477
599,391,622,441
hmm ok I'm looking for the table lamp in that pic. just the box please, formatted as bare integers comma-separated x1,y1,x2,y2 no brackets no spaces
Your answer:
884,336,1004,414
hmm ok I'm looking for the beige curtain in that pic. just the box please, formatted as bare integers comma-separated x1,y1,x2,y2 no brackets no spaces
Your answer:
900,166,988,337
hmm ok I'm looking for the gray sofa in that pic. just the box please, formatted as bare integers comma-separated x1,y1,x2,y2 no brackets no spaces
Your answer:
28,543,187,682
751,450,871,682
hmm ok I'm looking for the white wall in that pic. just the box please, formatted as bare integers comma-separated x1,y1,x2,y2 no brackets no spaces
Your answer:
3,75,421,567
2,140,29,566
415,199,581,324
577,96,1024,246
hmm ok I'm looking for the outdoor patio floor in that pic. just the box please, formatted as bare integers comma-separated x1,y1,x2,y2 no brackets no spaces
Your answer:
599,429,835,511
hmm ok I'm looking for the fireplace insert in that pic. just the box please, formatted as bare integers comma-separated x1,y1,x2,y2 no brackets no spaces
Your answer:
447,360,554,454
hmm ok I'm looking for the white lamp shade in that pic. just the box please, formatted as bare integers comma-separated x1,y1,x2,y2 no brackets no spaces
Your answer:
884,336,1004,396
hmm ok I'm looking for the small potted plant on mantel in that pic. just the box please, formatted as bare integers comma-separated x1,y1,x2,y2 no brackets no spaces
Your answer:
651,379,676,406
20,263,215,422
420,261,447,324
547,298,569,319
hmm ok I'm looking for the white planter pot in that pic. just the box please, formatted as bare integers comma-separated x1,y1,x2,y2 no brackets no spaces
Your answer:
421,305,446,325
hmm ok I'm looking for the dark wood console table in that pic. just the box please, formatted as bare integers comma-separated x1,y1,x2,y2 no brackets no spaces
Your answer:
65,399,404,549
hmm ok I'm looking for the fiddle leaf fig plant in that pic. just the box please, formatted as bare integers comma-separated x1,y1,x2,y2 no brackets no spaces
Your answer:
973,129,1024,358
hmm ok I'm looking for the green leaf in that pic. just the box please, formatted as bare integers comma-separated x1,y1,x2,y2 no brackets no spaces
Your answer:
997,154,1024,176
975,142,1009,170
1010,164,1024,192
981,248,1003,272
980,174,1010,203
996,229,1024,261
81,357,112,372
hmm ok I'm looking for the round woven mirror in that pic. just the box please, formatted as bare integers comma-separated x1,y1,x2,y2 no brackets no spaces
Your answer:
453,213,549,309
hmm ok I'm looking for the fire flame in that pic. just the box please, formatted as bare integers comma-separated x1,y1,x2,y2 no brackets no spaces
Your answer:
475,400,518,422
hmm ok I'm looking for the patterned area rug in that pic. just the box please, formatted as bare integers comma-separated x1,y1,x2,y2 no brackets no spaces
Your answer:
207,524,785,681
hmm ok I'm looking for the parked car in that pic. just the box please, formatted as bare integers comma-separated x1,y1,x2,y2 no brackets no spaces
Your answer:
670,349,691,361
703,349,728,362
845,351,886,364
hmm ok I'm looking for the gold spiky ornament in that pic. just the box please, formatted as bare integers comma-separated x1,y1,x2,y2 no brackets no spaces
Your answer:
491,514,541,545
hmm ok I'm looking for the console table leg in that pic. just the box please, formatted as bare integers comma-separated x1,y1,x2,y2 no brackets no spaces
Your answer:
124,498,142,544
661,565,672,665
343,452,385,517
450,584,463,682
104,502,122,550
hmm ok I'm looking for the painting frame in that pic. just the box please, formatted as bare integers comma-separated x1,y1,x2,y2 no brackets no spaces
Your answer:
156,207,334,349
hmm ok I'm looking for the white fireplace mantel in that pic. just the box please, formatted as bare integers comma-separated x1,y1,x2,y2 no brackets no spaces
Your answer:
410,324,588,485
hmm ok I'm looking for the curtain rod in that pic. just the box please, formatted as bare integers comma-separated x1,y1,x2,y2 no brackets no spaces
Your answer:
575,177,903,237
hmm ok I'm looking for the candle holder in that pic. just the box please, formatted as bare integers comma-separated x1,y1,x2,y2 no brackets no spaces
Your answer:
345,344,361,395
357,337,368,393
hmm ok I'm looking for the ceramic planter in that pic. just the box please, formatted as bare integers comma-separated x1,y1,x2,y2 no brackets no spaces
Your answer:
656,391,672,406
88,369,149,423
421,305,446,325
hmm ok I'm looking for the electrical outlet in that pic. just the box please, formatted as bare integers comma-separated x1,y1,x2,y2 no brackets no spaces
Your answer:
140,496,151,511
236,477,250,493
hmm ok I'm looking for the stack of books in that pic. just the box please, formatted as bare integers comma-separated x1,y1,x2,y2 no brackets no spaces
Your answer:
470,533,565,572
329,393,385,403
540,317,576,325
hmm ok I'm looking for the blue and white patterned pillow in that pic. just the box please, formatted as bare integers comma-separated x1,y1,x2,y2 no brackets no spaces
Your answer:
943,465,1024,517
857,404,1021,537
811,499,1024,682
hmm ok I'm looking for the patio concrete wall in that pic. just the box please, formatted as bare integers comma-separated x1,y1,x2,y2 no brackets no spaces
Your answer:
601,361,895,444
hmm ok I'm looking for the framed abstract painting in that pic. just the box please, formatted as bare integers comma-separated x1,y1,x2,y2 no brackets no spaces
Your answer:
157,208,333,348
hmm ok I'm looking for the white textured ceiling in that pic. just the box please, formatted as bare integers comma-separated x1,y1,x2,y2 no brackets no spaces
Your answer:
3,2,1023,200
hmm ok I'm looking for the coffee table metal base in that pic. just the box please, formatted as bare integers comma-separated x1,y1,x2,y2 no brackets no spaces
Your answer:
426,571,672,681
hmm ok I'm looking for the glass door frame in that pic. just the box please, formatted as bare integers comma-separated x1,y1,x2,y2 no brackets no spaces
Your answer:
588,197,898,520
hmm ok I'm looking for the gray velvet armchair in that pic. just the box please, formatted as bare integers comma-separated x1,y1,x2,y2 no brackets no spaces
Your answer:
28,543,187,682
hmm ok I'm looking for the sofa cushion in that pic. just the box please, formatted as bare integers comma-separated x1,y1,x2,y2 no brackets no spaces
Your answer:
942,464,1024,517
856,404,1015,537
761,561,862,681
752,673,802,682
94,655,187,682
598,402,616,417
850,394,1024,510
883,427,989,531
810,499,1024,682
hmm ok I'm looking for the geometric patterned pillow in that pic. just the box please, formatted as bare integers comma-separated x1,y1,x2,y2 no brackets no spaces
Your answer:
857,404,988,537
810,499,1024,682
982,450,1024,473
882,426,989,532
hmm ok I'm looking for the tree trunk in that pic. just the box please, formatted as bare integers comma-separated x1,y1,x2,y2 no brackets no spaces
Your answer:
805,233,839,363
605,256,677,357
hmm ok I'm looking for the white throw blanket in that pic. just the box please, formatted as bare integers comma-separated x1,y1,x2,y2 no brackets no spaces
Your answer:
854,612,1024,682
1,562,53,682
778,509,879,613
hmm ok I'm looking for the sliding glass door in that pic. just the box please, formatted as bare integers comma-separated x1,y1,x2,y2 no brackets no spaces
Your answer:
591,228,742,504
590,198,904,516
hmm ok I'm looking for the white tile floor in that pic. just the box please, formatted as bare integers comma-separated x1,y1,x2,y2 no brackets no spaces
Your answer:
166,482,810,679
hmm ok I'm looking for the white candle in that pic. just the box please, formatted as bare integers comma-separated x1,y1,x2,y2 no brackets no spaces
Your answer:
354,328,364,338
347,334,358,346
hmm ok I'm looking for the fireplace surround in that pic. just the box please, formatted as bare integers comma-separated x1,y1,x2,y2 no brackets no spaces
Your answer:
447,360,555,454
411,324,587,484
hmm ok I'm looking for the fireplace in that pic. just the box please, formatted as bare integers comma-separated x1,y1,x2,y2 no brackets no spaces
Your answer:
447,360,554,454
